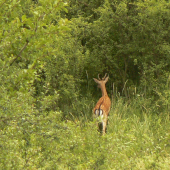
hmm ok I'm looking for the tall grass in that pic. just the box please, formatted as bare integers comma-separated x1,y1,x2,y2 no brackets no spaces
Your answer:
107,97,170,169
1,95,170,169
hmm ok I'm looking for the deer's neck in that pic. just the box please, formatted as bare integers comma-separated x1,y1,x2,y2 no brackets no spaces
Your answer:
100,84,108,97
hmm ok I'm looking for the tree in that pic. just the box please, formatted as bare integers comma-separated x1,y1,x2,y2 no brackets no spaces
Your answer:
77,0,170,97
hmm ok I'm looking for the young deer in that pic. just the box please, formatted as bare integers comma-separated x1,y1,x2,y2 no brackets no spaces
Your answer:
93,73,111,135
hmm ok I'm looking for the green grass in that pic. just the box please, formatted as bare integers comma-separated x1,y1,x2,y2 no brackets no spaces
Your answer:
1,97,170,169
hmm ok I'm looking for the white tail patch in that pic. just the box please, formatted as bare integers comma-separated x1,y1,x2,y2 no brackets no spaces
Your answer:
95,109,103,116
95,109,104,122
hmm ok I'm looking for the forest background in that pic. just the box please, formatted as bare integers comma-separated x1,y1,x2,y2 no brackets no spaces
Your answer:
1,0,170,169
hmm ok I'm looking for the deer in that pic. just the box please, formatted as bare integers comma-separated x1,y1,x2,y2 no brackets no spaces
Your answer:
93,73,111,135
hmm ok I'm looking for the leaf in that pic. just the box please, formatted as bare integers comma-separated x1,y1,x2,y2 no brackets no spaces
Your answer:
22,15,27,22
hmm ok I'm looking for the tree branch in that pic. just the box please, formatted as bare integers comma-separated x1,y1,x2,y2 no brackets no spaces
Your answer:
10,39,29,66
78,1,89,7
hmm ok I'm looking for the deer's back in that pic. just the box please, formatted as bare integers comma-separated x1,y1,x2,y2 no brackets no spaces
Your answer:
93,96,111,116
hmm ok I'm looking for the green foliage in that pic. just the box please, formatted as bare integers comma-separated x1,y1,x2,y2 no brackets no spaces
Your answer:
74,0,170,96
0,0,87,117
1,97,170,169
1,0,170,169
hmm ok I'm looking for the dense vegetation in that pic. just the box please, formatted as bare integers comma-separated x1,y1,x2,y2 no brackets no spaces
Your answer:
1,0,170,169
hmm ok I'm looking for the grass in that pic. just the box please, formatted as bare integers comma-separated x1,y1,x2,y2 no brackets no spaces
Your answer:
1,96,170,169
107,98,170,169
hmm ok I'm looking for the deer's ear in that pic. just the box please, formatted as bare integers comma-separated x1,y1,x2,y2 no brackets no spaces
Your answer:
93,78,100,84
104,76,109,83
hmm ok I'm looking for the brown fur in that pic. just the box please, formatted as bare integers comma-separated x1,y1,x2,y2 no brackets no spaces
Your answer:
93,74,111,135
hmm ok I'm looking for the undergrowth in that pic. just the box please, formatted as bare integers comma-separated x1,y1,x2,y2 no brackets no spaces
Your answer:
1,96,170,169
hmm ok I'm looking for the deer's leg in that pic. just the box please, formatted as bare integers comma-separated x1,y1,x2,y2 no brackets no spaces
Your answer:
102,116,108,135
